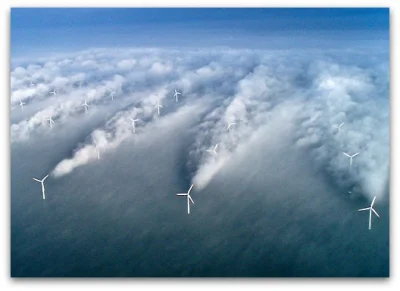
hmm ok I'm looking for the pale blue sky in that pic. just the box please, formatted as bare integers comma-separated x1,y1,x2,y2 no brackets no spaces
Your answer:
11,8,389,57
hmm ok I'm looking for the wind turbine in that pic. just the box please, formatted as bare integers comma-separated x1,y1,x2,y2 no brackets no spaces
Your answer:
107,88,116,100
343,152,360,170
50,89,57,96
174,89,182,102
176,184,195,214
129,118,139,133
32,174,49,200
207,143,219,156
333,122,344,132
19,101,26,111
82,99,89,113
226,122,237,131
155,99,163,115
30,80,35,87
47,116,55,129
93,137,100,159
358,196,380,230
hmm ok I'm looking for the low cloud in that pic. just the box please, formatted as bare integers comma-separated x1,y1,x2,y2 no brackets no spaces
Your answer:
10,47,389,201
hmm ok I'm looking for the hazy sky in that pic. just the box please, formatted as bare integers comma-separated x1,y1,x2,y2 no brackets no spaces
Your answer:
11,8,389,57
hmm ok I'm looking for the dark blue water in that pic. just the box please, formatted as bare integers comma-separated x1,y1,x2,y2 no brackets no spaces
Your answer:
10,117,389,277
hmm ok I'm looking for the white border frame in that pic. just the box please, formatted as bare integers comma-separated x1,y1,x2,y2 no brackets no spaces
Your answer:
1,0,398,290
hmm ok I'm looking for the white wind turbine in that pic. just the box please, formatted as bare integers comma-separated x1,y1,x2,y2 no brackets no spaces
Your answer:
174,89,182,102
333,122,344,132
93,137,100,159
50,89,57,96
107,88,116,100
30,80,35,87
343,152,360,171
226,122,237,131
32,174,49,200
207,143,219,156
176,184,195,214
129,118,139,133
47,116,55,129
82,99,89,113
155,99,163,115
358,196,380,230
19,101,26,111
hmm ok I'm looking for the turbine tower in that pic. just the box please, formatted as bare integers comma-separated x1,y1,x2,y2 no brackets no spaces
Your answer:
358,196,380,230
176,184,195,214
343,152,360,170
129,118,139,133
174,89,182,102
32,174,49,199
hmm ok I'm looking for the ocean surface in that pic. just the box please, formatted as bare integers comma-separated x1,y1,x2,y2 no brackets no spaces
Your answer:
11,116,389,277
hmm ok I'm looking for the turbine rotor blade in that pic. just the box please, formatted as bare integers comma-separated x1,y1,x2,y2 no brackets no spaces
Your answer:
371,196,376,207
188,195,195,204
358,207,370,211
187,184,194,195
372,208,380,218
